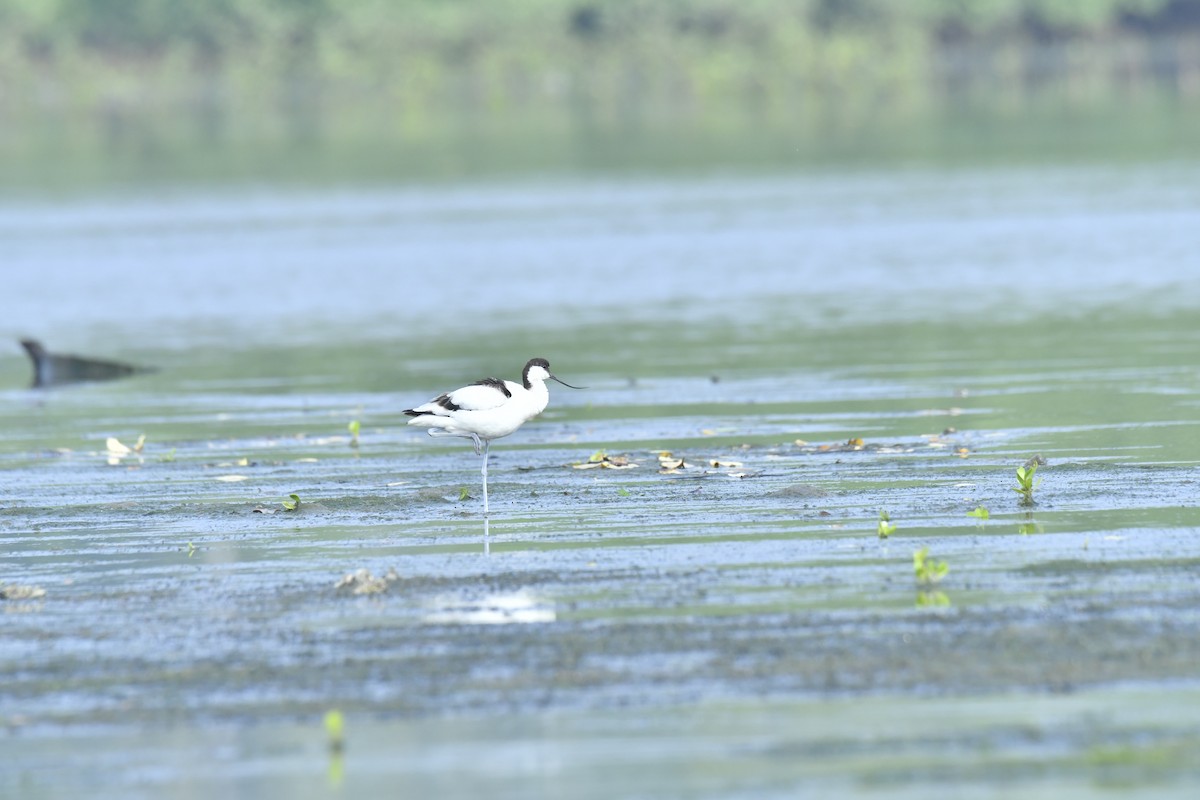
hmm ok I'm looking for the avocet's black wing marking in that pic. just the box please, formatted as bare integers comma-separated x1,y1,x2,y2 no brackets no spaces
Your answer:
404,378,514,417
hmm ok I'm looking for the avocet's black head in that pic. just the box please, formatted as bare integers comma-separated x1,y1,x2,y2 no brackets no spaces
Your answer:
522,357,585,390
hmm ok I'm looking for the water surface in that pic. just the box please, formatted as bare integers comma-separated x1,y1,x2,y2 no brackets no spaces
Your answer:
3,163,1200,798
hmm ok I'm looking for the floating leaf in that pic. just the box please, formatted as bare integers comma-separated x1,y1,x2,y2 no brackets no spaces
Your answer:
709,459,743,468
458,487,470,501
967,506,990,519
282,493,301,511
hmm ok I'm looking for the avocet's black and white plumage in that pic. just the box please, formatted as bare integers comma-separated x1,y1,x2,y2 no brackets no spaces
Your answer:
404,358,582,531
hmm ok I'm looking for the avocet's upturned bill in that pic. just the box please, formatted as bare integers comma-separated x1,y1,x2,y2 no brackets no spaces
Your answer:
404,358,583,546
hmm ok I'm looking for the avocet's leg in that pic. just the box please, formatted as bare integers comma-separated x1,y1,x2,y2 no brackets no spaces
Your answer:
427,427,483,455
482,440,491,555
481,440,490,518
470,433,483,456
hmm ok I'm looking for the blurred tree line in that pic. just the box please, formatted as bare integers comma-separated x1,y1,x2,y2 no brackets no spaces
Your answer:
3,0,1199,57
1,0,1197,185
4,0,1198,86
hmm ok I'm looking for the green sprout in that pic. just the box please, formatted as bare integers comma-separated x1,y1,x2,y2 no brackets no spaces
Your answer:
324,709,345,754
186,541,197,558
913,547,949,586
282,493,301,511
877,510,896,539
348,420,361,448
458,487,470,501
588,449,608,463
916,590,951,607
1014,456,1045,506
617,487,631,497
967,506,989,520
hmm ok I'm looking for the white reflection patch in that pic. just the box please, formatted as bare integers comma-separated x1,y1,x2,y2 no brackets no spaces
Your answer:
422,590,556,625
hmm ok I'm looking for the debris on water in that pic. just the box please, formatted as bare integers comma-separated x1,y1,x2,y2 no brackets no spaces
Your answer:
335,568,400,596
212,458,253,468
573,451,638,470
793,438,963,456
1,583,46,601
105,435,145,466
657,452,692,473
656,451,755,477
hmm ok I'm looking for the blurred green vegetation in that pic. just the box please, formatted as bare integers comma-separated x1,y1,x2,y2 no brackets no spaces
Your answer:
1,0,1198,187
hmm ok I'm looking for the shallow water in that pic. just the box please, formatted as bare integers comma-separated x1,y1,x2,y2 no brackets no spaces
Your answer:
3,163,1200,797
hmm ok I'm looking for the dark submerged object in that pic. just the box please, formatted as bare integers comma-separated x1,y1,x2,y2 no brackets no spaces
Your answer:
19,338,147,388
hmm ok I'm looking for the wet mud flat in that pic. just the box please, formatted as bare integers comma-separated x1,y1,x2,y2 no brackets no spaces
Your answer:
4,408,1200,797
